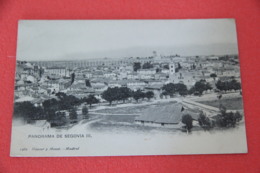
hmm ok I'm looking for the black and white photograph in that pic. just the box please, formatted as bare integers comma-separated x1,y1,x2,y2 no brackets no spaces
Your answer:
11,19,247,156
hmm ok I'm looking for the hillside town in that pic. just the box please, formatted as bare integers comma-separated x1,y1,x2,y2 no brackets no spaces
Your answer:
13,51,243,132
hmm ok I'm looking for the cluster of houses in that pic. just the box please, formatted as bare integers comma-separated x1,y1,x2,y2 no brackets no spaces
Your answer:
14,53,241,108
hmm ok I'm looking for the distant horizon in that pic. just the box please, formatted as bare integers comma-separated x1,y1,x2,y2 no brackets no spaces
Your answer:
17,19,239,61
18,51,239,62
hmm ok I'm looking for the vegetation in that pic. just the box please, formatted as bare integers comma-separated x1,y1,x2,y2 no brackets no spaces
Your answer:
174,83,188,96
162,83,188,97
189,80,212,96
13,92,83,124
82,104,89,119
163,64,169,69
215,79,241,92
69,108,78,123
145,91,154,100
53,111,68,126
101,87,153,104
215,106,243,128
210,73,217,81
13,101,44,121
55,92,81,110
118,87,132,103
133,62,141,72
142,62,153,69
175,62,182,72
198,112,213,130
70,72,75,84
85,79,91,87
182,114,193,133
132,89,144,102
101,87,119,105
83,94,99,107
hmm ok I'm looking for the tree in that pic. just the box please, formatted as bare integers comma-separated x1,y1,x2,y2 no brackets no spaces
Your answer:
142,62,153,69
217,94,222,107
163,64,169,69
85,94,99,107
57,95,81,110
216,79,241,92
70,72,75,84
132,89,143,102
14,101,44,121
198,112,212,130
42,98,59,120
85,79,91,87
145,91,154,100
210,73,217,81
69,108,78,122
189,80,212,96
175,63,182,72
82,104,89,119
182,114,193,133
133,62,141,72
162,83,188,97
215,106,243,128
102,87,119,105
162,83,175,97
177,62,182,69
39,67,44,78
53,111,69,126
55,92,67,100
174,83,188,96
118,87,132,103
230,79,241,91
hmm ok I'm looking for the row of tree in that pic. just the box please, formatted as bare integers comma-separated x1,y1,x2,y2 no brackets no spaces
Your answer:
101,87,154,105
162,80,212,97
215,79,241,92
162,83,188,96
101,79,240,105
133,62,154,71
14,92,93,124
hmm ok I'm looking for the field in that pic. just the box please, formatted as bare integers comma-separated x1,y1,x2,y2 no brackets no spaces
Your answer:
197,97,243,110
90,101,180,133
95,101,177,114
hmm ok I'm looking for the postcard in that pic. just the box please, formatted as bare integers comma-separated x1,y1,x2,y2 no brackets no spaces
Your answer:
10,19,247,156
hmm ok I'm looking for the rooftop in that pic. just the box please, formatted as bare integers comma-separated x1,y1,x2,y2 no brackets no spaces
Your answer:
135,103,199,124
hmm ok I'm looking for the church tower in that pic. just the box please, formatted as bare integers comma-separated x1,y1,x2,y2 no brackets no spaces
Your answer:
169,62,175,75
169,62,176,82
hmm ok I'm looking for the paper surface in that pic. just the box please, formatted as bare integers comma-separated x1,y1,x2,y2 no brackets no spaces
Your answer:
11,19,247,157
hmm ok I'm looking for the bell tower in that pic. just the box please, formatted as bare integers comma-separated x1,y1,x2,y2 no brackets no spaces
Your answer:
169,62,175,75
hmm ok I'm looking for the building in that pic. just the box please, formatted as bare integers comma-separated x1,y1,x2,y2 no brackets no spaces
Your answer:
45,67,69,77
135,103,199,127
137,69,156,75
169,62,175,76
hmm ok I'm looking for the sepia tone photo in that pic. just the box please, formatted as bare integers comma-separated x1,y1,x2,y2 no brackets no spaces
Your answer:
10,19,247,156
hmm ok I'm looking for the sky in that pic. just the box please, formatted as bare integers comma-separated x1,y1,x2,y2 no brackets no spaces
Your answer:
16,19,239,61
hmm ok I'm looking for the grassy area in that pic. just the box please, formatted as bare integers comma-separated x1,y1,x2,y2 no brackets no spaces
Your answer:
197,97,243,110
95,101,177,114
101,114,139,123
